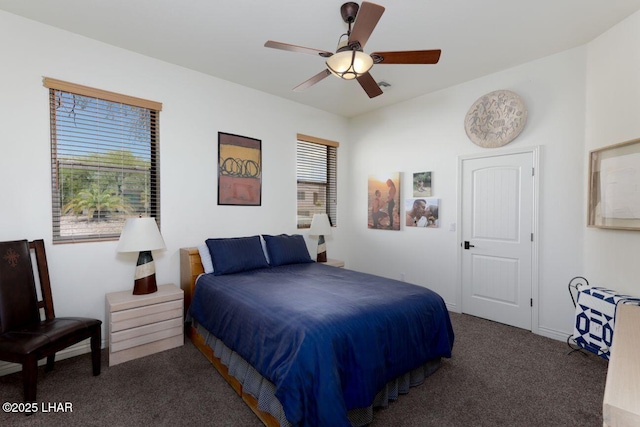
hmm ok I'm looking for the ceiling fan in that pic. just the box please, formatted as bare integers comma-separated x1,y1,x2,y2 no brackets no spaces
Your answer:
264,1,441,98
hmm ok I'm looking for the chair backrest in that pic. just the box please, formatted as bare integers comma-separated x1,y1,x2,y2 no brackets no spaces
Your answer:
29,240,56,321
0,239,56,334
0,240,41,333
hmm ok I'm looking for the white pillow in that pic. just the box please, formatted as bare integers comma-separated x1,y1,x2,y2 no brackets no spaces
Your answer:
198,244,214,274
260,235,270,264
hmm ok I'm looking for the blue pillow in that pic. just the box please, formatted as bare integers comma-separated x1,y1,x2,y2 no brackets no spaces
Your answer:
206,236,269,276
262,234,313,267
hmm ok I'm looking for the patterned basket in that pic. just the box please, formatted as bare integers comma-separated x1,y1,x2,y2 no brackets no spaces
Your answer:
569,281,640,360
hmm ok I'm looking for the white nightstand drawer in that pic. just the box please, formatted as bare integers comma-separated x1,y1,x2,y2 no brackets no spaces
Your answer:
111,323,183,352
323,259,345,268
108,335,183,366
111,299,182,332
111,316,183,344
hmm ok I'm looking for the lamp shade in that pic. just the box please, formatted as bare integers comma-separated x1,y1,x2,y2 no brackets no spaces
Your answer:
309,213,332,236
326,50,373,80
116,218,166,253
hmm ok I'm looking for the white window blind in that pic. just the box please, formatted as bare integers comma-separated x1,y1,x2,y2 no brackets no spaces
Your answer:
296,134,338,229
44,78,162,243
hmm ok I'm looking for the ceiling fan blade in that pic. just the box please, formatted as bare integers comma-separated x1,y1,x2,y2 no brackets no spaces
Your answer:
357,72,383,98
264,40,333,58
348,2,385,49
371,50,442,65
293,69,331,92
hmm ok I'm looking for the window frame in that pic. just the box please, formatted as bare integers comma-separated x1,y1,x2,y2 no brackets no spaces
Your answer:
296,133,338,229
44,78,162,243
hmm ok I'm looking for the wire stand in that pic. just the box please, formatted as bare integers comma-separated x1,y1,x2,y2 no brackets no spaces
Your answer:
566,276,589,357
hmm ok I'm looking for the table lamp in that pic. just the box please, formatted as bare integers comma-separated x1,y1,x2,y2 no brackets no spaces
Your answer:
309,213,332,263
116,217,166,295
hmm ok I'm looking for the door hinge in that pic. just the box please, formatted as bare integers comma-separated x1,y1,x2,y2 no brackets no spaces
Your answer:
530,298,533,307
531,233,534,242
532,167,535,176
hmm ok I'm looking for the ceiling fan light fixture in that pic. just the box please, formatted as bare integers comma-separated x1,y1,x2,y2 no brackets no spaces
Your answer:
326,50,373,80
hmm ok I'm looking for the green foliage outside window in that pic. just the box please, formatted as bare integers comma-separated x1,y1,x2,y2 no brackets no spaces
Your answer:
59,150,149,221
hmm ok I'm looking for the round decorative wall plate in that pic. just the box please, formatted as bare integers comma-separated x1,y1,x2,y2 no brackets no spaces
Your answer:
464,90,527,148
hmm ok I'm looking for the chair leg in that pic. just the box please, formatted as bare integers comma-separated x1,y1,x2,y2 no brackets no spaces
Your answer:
91,327,101,376
45,355,55,372
22,357,38,402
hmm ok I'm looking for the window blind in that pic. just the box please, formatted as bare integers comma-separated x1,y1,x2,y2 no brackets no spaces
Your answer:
44,78,162,243
296,134,338,229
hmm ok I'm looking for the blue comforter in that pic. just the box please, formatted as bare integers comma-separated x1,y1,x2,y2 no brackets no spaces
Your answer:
189,263,454,427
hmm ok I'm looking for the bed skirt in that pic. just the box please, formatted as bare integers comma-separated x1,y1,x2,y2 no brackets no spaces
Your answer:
194,322,442,426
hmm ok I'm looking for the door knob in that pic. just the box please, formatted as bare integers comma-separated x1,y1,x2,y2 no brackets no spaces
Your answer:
464,241,475,250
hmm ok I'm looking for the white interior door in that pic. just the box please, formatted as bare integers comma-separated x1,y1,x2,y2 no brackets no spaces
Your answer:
461,151,535,330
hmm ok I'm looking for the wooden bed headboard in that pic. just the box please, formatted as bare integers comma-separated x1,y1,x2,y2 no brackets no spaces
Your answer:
179,247,203,316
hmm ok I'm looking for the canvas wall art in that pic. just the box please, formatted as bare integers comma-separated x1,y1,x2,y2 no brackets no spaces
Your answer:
413,171,432,197
588,137,640,230
368,172,401,230
218,132,262,206
405,198,439,228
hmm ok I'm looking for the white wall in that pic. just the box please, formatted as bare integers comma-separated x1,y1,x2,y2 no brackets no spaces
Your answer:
344,47,589,340
584,11,640,293
0,11,348,345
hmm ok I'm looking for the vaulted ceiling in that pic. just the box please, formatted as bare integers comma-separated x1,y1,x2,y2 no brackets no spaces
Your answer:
2,0,640,117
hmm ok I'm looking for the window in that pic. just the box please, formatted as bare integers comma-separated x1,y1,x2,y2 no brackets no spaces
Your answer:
44,78,162,243
296,134,338,228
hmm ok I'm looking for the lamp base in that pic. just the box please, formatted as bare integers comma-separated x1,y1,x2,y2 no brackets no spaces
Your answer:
133,250,158,295
316,235,327,263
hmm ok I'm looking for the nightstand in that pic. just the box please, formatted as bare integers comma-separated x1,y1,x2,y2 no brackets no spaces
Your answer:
323,258,345,268
106,284,184,366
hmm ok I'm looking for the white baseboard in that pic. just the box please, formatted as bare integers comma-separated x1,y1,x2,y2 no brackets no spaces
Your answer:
447,305,570,344
0,339,104,377
536,326,571,343
446,302,459,312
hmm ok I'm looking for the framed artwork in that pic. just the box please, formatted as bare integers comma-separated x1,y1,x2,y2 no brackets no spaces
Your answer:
218,132,262,206
588,137,640,230
368,172,401,230
413,171,432,197
405,198,439,228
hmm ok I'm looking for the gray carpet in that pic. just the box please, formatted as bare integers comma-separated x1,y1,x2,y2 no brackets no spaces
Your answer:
0,312,608,426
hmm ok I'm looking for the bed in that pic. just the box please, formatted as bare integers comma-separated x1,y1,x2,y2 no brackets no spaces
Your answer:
180,235,454,427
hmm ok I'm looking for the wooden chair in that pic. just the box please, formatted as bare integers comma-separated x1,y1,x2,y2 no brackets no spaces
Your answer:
0,239,101,402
